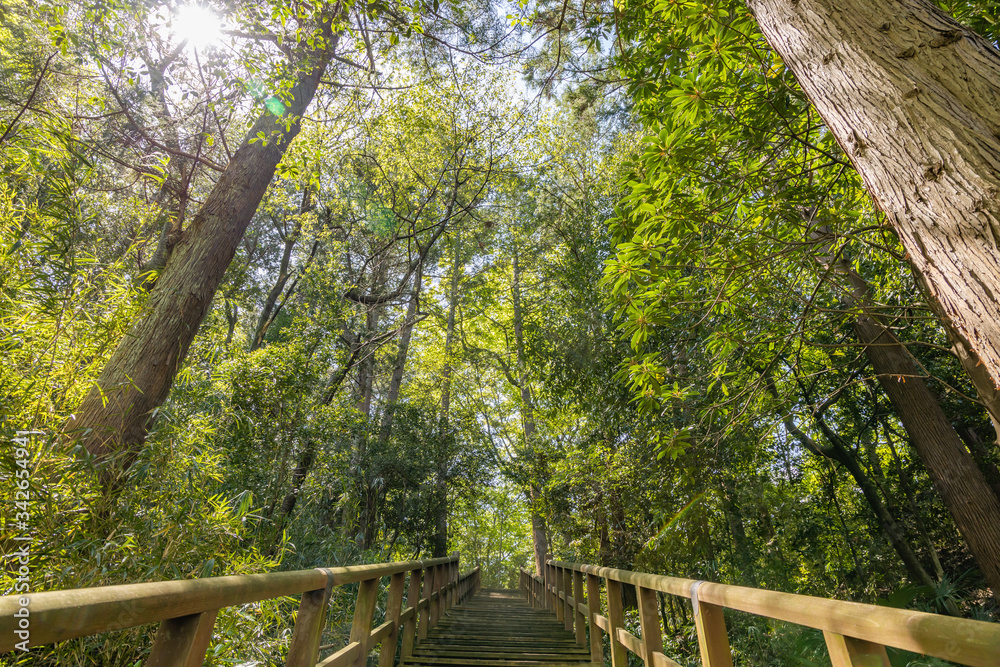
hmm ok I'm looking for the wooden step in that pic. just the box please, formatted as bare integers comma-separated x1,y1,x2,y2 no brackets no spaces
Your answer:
400,590,593,667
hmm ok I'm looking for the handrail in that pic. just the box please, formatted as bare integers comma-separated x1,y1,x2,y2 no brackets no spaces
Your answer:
521,558,1000,667
0,554,480,666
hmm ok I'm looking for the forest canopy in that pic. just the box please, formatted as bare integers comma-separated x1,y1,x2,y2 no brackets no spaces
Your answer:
2,0,1000,664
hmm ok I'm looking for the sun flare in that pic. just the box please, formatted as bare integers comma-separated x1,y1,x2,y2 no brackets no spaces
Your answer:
173,4,223,49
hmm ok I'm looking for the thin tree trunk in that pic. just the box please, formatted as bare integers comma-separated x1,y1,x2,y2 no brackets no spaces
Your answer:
882,416,946,581
749,0,1000,396
223,298,238,347
66,31,338,474
825,466,867,586
511,247,549,573
378,262,424,445
251,188,312,351
440,231,462,420
773,386,938,590
434,232,462,557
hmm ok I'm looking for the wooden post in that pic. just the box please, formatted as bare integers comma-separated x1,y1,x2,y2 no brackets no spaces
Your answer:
586,573,603,664
691,582,733,667
573,571,586,646
542,559,550,609
563,568,573,632
437,563,447,621
349,578,379,667
429,565,440,628
555,565,565,624
606,578,627,667
145,609,218,667
449,558,458,608
637,586,664,667
419,566,432,641
376,572,406,667
286,574,334,667
824,631,891,667
401,568,422,658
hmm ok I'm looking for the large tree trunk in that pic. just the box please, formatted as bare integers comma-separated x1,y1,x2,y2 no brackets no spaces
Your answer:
65,38,337,472
847,280,1000,600
749,0,1000,394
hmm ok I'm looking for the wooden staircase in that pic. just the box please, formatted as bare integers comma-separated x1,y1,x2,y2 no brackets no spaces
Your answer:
401,589,598,667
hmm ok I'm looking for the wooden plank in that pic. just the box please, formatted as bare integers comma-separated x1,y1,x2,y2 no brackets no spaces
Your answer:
145,609,217,667
824,631,891,667
586,574,604,664
370,621,393,644
0,569,326,650
691,583,732,667
0,558,458,653
616,627,644,657
594,614,609,632
651,651,683,667
638,586,664,666
376,571,406,667
316,641,361,667
606,579,627,667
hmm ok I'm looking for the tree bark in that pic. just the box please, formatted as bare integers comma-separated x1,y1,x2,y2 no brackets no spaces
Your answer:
749,0,1000,393
65,33,338,473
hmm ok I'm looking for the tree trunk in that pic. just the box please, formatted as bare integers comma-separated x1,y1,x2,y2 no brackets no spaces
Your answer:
65,37,337,473
440,231,462,420
851,306,1000,600
530,486,549,575
914,271,1000,441
250,188,311,351
377,261,424,445
773,387,938,590
955,423,1000,502
833,265,1000,600
749,0,1000,393
882,416,947,581
511,247,549,574
434,232,462,557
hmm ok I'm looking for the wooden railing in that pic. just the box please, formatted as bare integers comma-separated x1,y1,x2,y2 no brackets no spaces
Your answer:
521,558,1000,667
0,554,479,666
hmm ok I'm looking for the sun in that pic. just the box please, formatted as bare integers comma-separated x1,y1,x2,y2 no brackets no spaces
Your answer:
173,4,223,50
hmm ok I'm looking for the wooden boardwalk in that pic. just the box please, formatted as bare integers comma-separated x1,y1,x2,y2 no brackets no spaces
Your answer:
401,589,598,667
